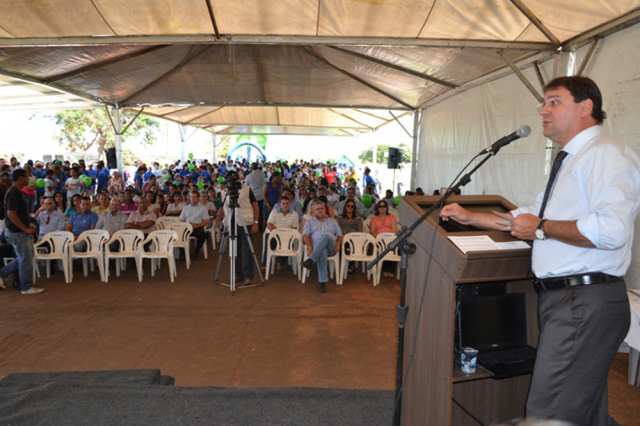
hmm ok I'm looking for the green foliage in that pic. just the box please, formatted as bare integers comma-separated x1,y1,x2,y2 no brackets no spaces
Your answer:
52,109,160,160
216,134,232,160
358,143,411,164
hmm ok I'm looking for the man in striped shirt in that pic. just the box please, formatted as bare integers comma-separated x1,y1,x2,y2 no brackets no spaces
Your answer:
302,200,343,293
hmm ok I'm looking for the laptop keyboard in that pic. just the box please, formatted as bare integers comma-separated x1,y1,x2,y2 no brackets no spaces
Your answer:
478,346,536,365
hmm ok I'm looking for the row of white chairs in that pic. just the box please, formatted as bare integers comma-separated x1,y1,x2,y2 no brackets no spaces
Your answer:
31,224,208,284
263,230,400,286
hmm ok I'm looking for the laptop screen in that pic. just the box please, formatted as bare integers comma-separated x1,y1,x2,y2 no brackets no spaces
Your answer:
457,293,528,352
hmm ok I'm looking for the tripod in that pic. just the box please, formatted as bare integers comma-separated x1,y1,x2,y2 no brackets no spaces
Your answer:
214,194,264,295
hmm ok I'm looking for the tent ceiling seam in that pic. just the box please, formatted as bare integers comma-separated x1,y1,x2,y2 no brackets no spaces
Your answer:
205,0,221,39
46,45,170,83
89,0,117,36
120,101,412,110
119,45,211,104
330,46,456,89
415,0,438,38
252,46,267,103
509,0,561,46
307,47,415,110
315,0,322,37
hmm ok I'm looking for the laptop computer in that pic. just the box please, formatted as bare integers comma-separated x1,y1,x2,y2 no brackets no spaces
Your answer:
457,292,536,379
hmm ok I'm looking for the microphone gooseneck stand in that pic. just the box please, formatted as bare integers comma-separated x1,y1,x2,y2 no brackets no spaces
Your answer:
368,150,501,426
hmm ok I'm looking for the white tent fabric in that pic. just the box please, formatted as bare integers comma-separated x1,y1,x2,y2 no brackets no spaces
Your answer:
416,22,640,288
0,1,639,135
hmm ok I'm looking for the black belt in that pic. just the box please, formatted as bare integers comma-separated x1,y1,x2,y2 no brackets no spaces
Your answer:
533,273,622,293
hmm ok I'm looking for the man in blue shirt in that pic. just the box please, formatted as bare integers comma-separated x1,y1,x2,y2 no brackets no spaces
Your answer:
66,196,99,239
302,201,343,293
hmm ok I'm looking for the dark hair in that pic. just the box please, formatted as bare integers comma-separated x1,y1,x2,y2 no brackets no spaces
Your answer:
280,195,291,203
341,199,357,219
544,76,606,124
12,169,27,181
374,201,389,216
80,196,92,203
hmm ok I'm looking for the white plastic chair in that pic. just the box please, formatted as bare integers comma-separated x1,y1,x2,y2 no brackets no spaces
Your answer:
340,232,377,285
104,230,144,282
70,229,110,282
34,231,74,283
374,232,401,286
301,246,341,285
264,229,303,280
170,222,193,269
206,216,217,251
155,216,178,230
139,230,178,283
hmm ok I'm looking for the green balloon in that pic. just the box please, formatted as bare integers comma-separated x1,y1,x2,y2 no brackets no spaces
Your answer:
394,195,401,206
217,177,225,183
361,194,372,207
188,153,194,159
188,163,195,170
79,174,87,180
163,174,170,180
173,181,179,186
84,177,92,186
35,178,45,188
316,171,322,177
197,182,204,190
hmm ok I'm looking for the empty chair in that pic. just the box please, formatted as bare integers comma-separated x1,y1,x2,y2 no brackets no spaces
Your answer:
264,229,303,280
374,232,401,286
155,216,178,230
206,216,217,251
70,229,110,282
170,222,193,269
34,231,74,283
104,230,144,282
139,230,178,283
340,232,377,285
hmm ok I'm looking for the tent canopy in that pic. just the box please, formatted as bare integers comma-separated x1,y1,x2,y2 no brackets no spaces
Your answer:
0,1,639,135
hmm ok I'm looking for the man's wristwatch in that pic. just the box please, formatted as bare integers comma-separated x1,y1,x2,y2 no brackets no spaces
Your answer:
535,219,548,240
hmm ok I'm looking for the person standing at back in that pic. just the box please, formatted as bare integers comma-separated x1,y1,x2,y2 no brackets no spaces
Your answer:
440,76,640,426
0,169,43,294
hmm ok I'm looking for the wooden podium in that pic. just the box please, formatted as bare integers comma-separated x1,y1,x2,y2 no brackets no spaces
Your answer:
398,195,539,426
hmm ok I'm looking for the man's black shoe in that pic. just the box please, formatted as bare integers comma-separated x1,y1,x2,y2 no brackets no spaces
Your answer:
318,282,327,293
303,258,315,269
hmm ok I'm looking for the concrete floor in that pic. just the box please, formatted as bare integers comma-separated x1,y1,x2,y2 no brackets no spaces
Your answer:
0,235,639,425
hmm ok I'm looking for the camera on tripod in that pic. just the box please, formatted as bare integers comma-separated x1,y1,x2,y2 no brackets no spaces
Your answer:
225,171,242,206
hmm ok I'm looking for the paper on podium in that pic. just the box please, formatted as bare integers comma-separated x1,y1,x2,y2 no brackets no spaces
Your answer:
448,235,530,253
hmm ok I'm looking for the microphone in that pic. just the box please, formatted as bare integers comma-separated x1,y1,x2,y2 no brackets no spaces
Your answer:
479,125,531,155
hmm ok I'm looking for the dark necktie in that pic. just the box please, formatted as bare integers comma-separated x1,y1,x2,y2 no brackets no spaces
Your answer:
538,151,568,219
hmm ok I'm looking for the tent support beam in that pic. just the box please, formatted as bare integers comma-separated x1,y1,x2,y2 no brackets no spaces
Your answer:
533,62,546,90
184,106,223,124
328,108,374,130
104,106,144,175
410,111,420,191
252,46,268,103
509,0,561,46
498,50,543,102
204,0,221,39
0,67,111,106
576,38,600,76
0,35,555,51
330,46,456,89
390,111,413,139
